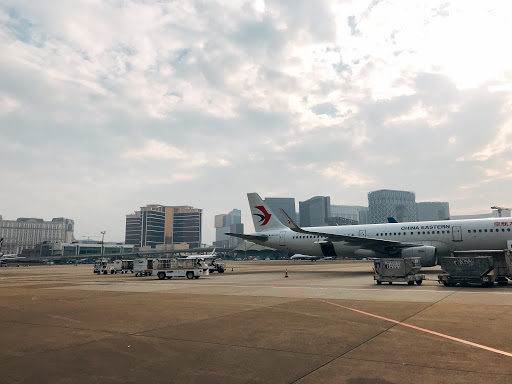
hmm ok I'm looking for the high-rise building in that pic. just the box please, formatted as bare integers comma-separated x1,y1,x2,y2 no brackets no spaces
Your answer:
417,202,450,221
125,205,202,249
214,209,243,248
0,216,74,255
368,189,417,224
299,196,331,227
264,197,297,226
330,205,368,224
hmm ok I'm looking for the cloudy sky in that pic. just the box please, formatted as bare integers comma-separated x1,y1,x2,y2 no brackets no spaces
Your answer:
1,0,512,244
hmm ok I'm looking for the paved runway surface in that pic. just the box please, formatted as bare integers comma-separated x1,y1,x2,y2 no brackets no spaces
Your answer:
1,260,512,383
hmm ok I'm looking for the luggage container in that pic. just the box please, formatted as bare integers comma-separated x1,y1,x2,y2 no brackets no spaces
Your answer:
438,254,495,287
113,259,134,274
449,250,512,285
373,257,425,285
134,258,155,276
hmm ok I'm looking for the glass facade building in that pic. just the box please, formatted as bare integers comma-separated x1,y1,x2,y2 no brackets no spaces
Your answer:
416,202,450,221
299,196,331,227
214,209,243,248
264,198,297,226
368,189,417,224
125,205,202,249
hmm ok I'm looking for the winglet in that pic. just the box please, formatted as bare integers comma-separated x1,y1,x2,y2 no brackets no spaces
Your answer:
279,208,306,233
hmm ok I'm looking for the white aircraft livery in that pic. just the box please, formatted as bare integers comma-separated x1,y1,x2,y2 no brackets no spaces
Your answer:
226,193,512,267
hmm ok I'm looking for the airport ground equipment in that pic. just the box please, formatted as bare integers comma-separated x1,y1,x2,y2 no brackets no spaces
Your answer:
208,260,226,273
113,259,134,274
373,258,424,285
94,258,111,274
135,258,209,279
438,254,496,287
134,258,154,276
441,250,512,286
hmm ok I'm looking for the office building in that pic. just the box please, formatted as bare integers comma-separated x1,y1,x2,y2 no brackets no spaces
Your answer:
214,209,243,248
330,205,368,225
368,189,418,224
264,197,297,226
125,204,202,249
299,196,331,227
0,216,74,255
417,202,450,221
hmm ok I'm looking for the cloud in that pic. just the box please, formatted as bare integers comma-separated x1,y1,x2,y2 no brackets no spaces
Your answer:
1,1,512,244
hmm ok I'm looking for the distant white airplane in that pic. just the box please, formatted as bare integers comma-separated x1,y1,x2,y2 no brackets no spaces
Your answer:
183,249,217,260
0,238,21,260
227,193,512,267
290,254,321,261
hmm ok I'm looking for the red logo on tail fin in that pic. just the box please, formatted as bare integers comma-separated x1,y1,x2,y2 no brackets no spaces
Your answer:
254,206,272,226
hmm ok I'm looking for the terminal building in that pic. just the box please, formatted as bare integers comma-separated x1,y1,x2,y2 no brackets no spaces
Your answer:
0,216,74,255
125,204,202,249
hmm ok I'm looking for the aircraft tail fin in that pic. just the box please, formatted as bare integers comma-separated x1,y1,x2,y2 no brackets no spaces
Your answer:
248,193,287,232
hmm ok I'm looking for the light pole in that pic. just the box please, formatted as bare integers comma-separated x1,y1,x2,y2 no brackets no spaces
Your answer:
101,231,106,255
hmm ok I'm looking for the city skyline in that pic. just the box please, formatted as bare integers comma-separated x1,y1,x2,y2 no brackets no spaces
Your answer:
2,2,512,245
2,187,504,249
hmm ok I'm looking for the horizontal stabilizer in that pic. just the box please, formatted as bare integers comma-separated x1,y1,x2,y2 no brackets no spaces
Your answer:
225,233,268,242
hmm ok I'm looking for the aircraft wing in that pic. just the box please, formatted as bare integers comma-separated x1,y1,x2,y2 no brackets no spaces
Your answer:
278,209,421,253
225,233,268,242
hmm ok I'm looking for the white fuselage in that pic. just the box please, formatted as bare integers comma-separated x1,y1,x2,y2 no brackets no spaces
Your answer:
250,217,512,258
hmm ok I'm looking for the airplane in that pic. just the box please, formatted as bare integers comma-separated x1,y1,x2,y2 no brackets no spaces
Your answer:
182,249,217,260
290,254,321,261
226,193,512,267
0,238,24,260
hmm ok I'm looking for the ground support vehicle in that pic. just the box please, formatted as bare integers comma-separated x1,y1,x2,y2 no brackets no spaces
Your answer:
136,258,209,280
438,253,496,287
134,258,155,276
208,260,226,273
93,258,111,275
113,259,134,274
373,258,424,285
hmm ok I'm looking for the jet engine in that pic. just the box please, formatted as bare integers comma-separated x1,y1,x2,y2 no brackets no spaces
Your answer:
400,246,437,267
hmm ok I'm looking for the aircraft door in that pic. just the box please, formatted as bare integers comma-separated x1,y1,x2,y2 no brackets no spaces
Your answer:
279,231,286,246
452,226,462,242
359,230,366,237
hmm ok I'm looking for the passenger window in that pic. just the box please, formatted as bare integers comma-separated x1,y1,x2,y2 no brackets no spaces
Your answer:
490,229,493,232
479,230,482,233
484,229,488,232
473,230,476,233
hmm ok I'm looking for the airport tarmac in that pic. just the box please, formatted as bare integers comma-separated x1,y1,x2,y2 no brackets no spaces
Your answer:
1,260,512,384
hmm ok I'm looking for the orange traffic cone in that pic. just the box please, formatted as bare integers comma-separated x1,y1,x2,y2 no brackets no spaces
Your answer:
285,269,289,278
